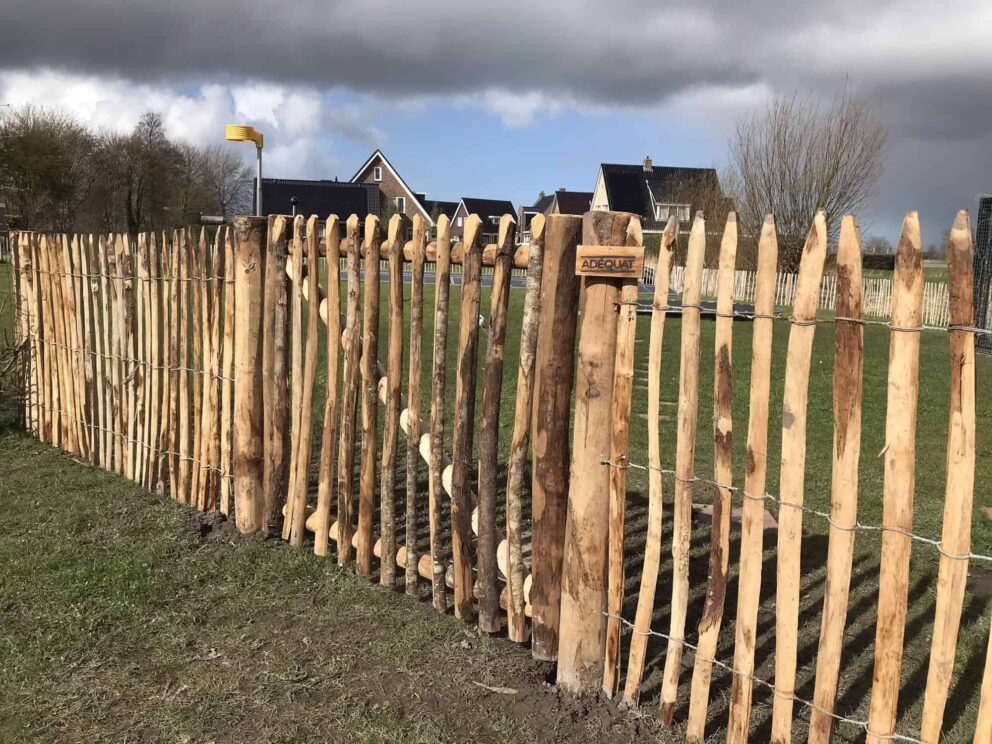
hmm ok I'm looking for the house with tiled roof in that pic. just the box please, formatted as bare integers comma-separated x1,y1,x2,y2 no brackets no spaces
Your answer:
591,157,727,233
516,189,594,242
450,198,515,244
254,178,380,225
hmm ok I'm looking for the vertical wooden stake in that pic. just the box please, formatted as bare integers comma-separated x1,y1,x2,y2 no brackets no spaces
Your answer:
621,217,677,705
428,215,453,610
284,216,306,540
220,228,236,514
477,214,517,632
659,213,707,723
919,211,976,743
357,214,382,577
190,230,206,505
337,215,362,567
314,215,341,556
686,213,738,739
865,212,924,744
557,210,638,695
771,210,829,742
232,215,267,534
177,231,191,501
530,214,583,661
404,215,428,595
726,216,779,742
381,214,407,586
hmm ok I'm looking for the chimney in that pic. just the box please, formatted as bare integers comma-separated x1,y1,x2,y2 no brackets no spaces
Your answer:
539,190,545,199
557,187,565,192
643,156,653,172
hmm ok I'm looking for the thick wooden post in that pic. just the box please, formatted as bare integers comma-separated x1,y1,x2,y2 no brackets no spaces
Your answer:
357,215,382,577
450,214,484,621
919,211,976,743
866,212,924,744
530,213,582,661
771,210,828,741
621,216,677,706
556,210,638,695
686,213,738,738
727,216,779,741
232,215,266,534
808,216,865,742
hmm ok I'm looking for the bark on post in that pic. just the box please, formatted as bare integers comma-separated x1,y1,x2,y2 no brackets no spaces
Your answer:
504,214,547,643
685,213,738,738
450,214,484,621
808,215,865,743
726,216,779,742
405,215,427,595
428,215,453,611
381,214,407,587
770,210,828,741
357,215,382,577
659,213,707,723
476,214,516,632
603,217,644,697
219,228,236,515
620,216,677,706
232,215,266,533
919,211,976,743
530,214,583,661
337,215,362,567
283,216,306,541
866,212,924,744
314,216,341,557
556,210,638,695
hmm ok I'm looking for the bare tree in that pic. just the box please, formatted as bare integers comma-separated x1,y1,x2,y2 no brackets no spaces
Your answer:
726,89,887,271
199,144,252,219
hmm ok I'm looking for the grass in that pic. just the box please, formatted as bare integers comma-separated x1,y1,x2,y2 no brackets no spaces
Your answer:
2,256,992,741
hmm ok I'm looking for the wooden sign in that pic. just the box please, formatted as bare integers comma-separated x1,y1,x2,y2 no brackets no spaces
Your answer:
575,245,644,278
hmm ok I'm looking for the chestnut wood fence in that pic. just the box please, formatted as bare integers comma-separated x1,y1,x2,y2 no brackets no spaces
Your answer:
6,207,991,743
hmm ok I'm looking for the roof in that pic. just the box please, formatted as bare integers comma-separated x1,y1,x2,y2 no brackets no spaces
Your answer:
598,163,721,227
553,190,593,215
458,197,516,220
350,149,432,222
421,199,459,220
255,178,380,218
528,193,554,212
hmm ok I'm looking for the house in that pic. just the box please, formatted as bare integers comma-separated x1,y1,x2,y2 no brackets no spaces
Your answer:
450,198,515,244
351,149,439,227
591,157,726,233
254,178,381,235
517,188,593,242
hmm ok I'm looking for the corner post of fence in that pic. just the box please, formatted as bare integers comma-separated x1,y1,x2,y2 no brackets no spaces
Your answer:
556,210,642,695
232,215,267,534
530,213,582,661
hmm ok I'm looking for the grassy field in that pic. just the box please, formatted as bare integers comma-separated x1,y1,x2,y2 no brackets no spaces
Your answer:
2,257,991,741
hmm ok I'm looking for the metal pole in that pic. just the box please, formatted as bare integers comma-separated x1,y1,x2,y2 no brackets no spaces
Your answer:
256,146,263,216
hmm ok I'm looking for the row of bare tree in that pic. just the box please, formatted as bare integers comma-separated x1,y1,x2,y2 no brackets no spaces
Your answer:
0,106,252,235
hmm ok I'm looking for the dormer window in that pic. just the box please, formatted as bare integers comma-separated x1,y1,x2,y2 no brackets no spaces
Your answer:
373,166,382,182
490,216,500,225
654,203,690,222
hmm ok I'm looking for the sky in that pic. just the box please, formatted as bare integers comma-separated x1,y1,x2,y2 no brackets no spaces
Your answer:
0,0,989,246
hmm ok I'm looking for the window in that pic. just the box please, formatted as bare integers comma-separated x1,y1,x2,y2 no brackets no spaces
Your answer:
373,166,382,182
490,216,500,225
394,196,405,213
654,203,691,222
457,216,464,227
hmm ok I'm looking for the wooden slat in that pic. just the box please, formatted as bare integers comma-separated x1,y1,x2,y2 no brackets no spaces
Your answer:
284,216,306,540
771,210,828,741
659,212,707,724
621,216,677,706
148,233,163,489
685,213,738,740
203,230,222,507
450,214,484,621
557,210,638,695
504,214,547,643
190,230,205,505
865,212,924,744
428,213,453,610
530,214,583,661
220,228,236,514
602,215,643,698
920,211,976,743
808,216,865,742
404,215,428,595
357,214,383,577
177,231,191,501
158,232,174,494
380,214,407,586
337,215,362,567
314,216,341,556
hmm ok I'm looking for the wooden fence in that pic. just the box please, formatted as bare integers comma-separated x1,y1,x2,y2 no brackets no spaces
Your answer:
6,208,991,743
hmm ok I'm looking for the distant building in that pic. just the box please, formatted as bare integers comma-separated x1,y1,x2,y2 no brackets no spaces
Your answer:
254,178,380,225
517,188,593,242
591,157,728,233
976,195,992,353
450,198,515,244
